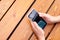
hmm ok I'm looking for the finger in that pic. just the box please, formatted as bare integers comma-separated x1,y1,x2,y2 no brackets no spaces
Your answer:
33,22,44,34
29,17,44,33
38,13,46,18
33,22,44,32
30,21,37,31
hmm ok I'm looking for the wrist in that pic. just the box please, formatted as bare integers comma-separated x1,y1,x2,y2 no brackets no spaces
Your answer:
38,36,45,40
54,16,60,23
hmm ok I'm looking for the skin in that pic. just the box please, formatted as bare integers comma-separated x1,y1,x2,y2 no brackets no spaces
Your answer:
39,13,60,24
29,13,60,40
31,21,45,40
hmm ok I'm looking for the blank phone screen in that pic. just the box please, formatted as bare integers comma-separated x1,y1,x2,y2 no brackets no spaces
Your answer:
38,20,47,29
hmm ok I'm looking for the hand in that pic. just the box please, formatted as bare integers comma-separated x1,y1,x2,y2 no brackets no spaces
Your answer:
39,13,57,24
30,21,45,40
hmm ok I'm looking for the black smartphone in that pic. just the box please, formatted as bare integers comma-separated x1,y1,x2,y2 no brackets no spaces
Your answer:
28,9,47,29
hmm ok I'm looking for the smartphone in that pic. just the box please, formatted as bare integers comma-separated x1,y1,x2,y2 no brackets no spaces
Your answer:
28,9,47,29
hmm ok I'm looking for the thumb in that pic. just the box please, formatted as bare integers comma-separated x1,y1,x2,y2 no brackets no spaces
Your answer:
38,12,47,19
31,22,44,34
31,21,43,32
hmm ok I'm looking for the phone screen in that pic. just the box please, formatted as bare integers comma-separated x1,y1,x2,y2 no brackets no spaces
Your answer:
28,9,47,29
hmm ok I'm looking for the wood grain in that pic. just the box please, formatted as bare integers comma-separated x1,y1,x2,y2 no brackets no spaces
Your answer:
0,0,60,40
9,0,55,40
0,0,14,19
0,0,34,40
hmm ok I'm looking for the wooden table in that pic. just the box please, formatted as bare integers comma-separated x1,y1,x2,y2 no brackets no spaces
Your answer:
0,0,60,40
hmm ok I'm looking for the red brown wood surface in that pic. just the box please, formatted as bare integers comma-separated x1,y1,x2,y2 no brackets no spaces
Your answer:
0,0,14,19
0,0,60,40
10,0,54,40
0,0,34,40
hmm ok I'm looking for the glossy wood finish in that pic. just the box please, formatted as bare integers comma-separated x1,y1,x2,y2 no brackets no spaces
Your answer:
0,0,14,19
0,0,60,40
10,0,55,40
0,0,34,40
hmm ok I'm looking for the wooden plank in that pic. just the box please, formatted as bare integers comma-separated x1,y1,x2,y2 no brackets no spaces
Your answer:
0,0,34,40
29,34,37,40
10,16,33,40
9,0,54,40
47,23,60,40
0,0,14,19
47,0,60,40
